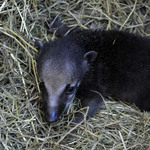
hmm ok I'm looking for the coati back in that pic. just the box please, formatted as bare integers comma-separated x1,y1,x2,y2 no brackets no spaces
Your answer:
36,17,150,125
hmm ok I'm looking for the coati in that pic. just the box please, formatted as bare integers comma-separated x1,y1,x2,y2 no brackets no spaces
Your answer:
36,17,150,125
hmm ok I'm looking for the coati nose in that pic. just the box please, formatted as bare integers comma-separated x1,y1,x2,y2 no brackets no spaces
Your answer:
46,110,59,122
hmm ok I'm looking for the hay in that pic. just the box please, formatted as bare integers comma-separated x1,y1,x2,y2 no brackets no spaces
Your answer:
0,0,150,149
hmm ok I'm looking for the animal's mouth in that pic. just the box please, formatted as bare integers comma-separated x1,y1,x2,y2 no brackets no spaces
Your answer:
45,105,71,124
47,119,60,125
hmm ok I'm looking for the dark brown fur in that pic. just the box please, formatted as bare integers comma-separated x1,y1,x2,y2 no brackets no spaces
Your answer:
36,17,150,126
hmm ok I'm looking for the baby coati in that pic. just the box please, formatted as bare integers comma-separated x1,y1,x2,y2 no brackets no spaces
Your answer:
36,17,150,125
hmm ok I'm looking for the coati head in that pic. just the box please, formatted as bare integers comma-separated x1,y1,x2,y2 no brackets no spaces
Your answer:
36,36,97,122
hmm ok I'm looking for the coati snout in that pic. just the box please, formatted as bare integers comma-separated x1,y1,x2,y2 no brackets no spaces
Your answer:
36,17,150,126
36,38,97,122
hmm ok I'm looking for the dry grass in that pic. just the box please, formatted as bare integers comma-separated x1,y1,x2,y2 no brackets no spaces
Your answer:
0,0,150,149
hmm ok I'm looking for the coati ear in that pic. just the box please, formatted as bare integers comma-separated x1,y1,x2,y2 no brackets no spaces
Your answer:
83,51,98,63
35,40,43,56
82,51,97,72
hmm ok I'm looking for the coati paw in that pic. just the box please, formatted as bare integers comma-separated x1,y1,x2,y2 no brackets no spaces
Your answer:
46,16,70,37
46,16,63,29
65,123,80,140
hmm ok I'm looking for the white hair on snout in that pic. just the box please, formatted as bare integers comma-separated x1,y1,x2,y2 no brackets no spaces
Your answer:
41,59,79,109
46,84,66,107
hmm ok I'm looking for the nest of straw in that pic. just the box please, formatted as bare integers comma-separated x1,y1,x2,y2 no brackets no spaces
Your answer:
0,0,150,149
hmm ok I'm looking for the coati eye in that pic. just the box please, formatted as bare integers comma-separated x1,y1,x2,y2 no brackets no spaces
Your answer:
67,86,75,95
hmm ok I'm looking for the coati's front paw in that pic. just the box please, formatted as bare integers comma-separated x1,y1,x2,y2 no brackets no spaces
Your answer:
46,16,62,32
46,16,70,37
65,110,88,139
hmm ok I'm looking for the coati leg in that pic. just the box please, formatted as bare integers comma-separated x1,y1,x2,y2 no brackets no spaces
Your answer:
74,91,104,123
66,90,104,138
46,16,71,37
46,16,80,37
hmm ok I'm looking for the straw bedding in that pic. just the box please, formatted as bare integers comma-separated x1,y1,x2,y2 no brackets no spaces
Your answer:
0,0,150,149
